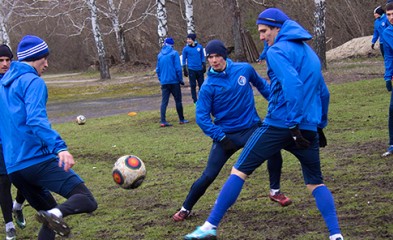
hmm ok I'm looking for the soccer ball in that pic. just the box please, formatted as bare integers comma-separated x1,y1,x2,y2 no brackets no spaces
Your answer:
112,155,146,189
75,115,86,125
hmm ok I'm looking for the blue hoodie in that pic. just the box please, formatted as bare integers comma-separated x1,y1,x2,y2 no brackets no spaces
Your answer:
182,42,205,71
196,59,270,141
264,20,330,131
0,61,67,174
383,25,393,81
156,45,183,85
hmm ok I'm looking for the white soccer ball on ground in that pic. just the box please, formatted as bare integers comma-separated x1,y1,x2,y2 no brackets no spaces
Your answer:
75,115,87,125
112,155,146,189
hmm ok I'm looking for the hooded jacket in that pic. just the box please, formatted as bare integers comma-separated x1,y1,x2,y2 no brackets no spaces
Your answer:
0,61,67,174
264,20,330,131
383,25,393,81
372,14,389,45
196,59,270,141
156,45,183,85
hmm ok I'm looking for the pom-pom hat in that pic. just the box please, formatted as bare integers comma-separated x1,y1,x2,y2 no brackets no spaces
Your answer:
256,8,290,28
17,35,49,61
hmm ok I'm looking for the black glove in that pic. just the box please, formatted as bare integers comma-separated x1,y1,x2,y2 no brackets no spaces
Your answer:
202,62,206,73
289,126,311,149
371,43,375,50
220,136,237,152
317,128,327,148
180,81,185,86
183,66,189,77
386,81,392,92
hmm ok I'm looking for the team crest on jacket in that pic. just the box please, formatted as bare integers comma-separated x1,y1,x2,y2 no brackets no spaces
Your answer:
197,48,201,52
238,76,247,86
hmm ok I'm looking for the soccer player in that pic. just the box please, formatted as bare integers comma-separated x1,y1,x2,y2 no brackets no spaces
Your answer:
184,8,343,240
172,39,291,222
0,35,97,240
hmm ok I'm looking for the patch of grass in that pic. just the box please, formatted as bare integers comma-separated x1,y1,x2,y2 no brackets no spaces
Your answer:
9,63,393,239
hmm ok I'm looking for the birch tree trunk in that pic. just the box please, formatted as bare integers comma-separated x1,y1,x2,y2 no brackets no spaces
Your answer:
314,0,327,70
107,0,130,63
184,0,195,34
156,0,168,46
86,0,111,80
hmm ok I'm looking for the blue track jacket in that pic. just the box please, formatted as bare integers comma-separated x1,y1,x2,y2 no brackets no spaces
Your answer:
0,61,68,174
383,25,393,81
372,14,389,45
264,20,330,131
156,45,183,85
182,42,205,71
196,59,270,141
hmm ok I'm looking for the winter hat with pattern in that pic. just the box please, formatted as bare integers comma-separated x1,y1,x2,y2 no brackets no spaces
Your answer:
17,35,49,61
164,37,175,46
256,8,290,28
0,44,13,59
205,39,227,60
187,33,196,41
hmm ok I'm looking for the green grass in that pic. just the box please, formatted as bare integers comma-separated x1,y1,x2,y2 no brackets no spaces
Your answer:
8,66,393,239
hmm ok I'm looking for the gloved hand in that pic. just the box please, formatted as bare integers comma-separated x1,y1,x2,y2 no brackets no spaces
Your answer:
289,126,310,149
202,62,206,73
317,128,327,148
220,136,237,152
183,66,189,77
180,81,185,86
371,43,375,50
386,80,392,92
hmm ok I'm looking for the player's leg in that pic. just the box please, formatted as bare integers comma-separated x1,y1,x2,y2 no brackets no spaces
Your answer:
171,84,187,123
160,84,172,126
288,130,343,239
13,188,26,229
188,70,198,103
0,174,17,238
267,152,292,206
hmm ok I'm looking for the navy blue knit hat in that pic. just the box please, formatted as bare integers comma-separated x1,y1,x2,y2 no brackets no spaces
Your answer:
205,40,227,59
256,8,290,28
164,37,175,46
17,35,49,61
374,6,385,15
0,44,13,59
187,33,196,41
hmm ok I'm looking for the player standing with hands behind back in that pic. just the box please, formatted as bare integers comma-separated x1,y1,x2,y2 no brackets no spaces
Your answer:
0,35,97,240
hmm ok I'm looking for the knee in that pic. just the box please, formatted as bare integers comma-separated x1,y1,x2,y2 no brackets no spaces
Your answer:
306,183,325,193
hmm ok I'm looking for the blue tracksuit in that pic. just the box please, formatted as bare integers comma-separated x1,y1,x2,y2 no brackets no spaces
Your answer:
372,14,389,45
383,25,393,145
156,45,183,85
182,42,205,71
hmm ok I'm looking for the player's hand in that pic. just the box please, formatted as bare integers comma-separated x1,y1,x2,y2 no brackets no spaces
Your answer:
220,136,237,152
180,81,185,86
58,150,75,172
317,128,327,148
183,66,189,77
371,43,375,50
202,62,206,73
289,126,310,149
386,80,392,92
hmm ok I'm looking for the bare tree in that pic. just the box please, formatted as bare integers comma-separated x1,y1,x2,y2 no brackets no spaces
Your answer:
184,0,195,34
86,0,111,79
228,0,247,61
156,0,168,46
314,0,327,70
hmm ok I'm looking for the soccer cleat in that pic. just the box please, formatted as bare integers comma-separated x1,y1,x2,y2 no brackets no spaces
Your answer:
36,210,70,237
160,122,173,127
269,192,292,207
13,209,26,229
184,226,217,240
5,228,16,240
329,233,344,240
172,209,191,222
179,119,190,124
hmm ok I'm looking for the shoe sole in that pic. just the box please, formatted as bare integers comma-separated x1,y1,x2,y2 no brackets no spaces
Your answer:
36,211,70,237
185,236,217,240
381,151,392,157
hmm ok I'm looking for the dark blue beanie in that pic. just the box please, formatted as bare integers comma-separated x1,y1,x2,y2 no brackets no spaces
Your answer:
0,44,13,59
164,37,175,46
17,35,49,61
205,40,227,59
256,8,290,28
187,33,196,41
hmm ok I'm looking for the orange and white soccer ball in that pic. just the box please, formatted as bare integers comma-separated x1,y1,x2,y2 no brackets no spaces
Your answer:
112,155,146,189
